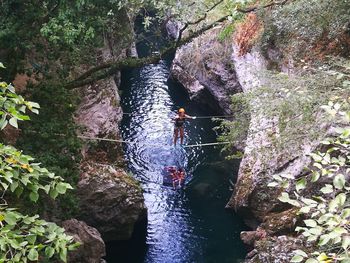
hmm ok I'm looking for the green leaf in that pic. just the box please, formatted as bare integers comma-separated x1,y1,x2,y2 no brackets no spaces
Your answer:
296,178,307,192
45,246,55,258
279,192,291,203
336,193,346,206
59,247,68,262
0,119,8,130
10,181,19,192
56,182,68,194
28,248,39,261
305,259,318,263
299,206,310,214
342,236,350,250
319,234,331,246
291,255,304,262
29,192,39,202
9,117,18,128
341,208,350,219
0,62,6,68
320,184,333,194
49,189,58,199
268,181,279,187
27,234,37,245
4,211,18,225
304,219,317,228
311,171,320,182
294,249,308,257
333,174,346,189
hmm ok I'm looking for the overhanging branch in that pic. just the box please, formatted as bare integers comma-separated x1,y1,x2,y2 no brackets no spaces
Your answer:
66,0,290,89
66,15,229,89
236,0,289,13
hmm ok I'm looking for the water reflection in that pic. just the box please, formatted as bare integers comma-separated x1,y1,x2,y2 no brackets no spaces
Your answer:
111,61,246,263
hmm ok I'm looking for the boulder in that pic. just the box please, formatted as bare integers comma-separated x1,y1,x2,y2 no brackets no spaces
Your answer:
260,208,299,236
77,164,147,241
62,219,106,263
241,228,267,247
165,18,182,39
171,26,242,114
246,236,308,263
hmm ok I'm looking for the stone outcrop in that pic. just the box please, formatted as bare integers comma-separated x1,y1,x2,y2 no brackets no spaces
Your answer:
77,164,147,241
75,73,124,163
165,18,182,40
170,27,242,114
245,236,309,263
62,219,106,263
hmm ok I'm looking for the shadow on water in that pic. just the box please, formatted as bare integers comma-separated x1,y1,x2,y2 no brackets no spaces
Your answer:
105,59,248,262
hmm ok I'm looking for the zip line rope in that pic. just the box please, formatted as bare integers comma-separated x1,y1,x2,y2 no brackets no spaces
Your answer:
122,112,234,119
77,135,231,148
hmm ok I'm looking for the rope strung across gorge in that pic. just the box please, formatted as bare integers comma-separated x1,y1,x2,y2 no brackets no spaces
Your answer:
77,135,231,148
122,112,235,119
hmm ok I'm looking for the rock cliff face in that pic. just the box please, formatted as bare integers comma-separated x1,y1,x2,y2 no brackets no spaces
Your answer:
170,28,242,114
62,219,106,263
171,25,320,262
74,12,147,244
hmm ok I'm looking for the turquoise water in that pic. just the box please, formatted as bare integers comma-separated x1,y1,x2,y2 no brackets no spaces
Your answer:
105,57,247,262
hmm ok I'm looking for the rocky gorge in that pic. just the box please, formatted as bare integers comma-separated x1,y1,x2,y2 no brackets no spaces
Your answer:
169,7,350,261
69,13,148,262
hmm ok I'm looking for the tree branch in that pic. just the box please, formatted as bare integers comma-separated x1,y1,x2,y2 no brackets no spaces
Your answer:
176,0,224,46
67,0,290,89
66,15,229,89
236,0,289,13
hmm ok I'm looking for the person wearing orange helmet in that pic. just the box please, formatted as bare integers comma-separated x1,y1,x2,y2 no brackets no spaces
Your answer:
173,108,196,145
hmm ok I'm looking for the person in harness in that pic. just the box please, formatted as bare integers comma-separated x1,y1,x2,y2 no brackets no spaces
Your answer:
170,167,186,190
173,108,196,145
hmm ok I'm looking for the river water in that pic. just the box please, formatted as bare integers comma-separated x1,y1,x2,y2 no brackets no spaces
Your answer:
105,55,247,262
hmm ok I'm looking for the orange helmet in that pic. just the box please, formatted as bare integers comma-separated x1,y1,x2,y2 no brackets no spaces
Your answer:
178,108,185,113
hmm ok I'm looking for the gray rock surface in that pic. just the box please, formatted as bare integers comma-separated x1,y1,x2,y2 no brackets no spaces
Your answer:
171,28,242,114
74,13,147,244
165,18,182,39
77,164,147,241
62,219,106,263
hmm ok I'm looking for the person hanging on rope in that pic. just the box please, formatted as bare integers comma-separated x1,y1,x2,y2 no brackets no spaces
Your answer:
170,167,186,189
173,108,196,146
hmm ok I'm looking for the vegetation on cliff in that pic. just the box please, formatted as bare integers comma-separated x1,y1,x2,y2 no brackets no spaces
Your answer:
217,0,350,262
0,71,77,262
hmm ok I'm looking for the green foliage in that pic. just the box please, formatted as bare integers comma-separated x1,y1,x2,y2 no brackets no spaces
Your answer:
259,0,350,57
0,66,77,262
219,63,350,159
268,76,350,261
0,80,39,130
218,23,235,42
16,82,81,219
0,209,78,263
0,144,72,201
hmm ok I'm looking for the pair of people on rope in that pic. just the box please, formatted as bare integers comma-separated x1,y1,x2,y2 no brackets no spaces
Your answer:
166,166,185,189
173,108,196,145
